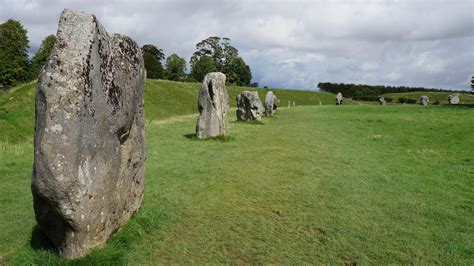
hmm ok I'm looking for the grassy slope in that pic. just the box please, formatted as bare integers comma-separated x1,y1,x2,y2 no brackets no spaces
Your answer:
0,82,473,264
384,91,474,104
0,79,337,143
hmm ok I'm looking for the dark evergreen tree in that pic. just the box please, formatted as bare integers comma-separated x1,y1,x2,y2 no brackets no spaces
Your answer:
141,44,165,79
31,34,56,78
0,19,30,88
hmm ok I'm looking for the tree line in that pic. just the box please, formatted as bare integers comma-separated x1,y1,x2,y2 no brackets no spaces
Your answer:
0,19,255,90
318,82,469,100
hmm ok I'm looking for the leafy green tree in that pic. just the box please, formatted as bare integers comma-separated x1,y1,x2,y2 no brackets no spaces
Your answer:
190,36,252,84
0,19,30,88
141,44,165,79
165,53,186,81
190,56,218,82
224,57,252,86
31,34,56,78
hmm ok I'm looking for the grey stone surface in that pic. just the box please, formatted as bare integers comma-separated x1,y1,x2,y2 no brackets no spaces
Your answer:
236,91,264,121
336,92,343,105
264,91,279,117
448,94,460,104
379,96,386,105
196,72,229,138
32,9,146,259
420,95,429,106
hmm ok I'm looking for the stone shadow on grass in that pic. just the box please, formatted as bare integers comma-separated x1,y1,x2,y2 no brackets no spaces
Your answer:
230,120,265,125
30,225,54,252
183,133,234,142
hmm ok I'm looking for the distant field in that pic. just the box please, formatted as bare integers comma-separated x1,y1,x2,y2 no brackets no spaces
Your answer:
0,79,338,143
384,91,474,104
1,100,473,263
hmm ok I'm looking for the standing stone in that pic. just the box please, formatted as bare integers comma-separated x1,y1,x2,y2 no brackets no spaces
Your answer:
448,93,460,104
265,91,279,117
379,96,386,105
420,95,429,106
293,101,296,107
196,72,229,138
288,101,291,108
32,9,146,259
236,91,264,121
336,92,343,105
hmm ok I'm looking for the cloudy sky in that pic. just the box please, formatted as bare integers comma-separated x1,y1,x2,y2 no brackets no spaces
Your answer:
1,0,473,90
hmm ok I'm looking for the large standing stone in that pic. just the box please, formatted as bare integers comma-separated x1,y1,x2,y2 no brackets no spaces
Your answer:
448,93,460,104
336,92,343,105
264,91,279,117
420,95,429,106
236,91,264,121
379,96,386,105
196,72,229,138
32,9,146,259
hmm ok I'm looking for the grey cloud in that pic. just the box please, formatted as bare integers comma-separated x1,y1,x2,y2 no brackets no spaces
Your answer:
1,0,473,90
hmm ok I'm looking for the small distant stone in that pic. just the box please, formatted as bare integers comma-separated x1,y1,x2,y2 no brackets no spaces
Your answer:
264,91,279,117
448,93,459,104
336,92,343,105
236,91,264,121
420,95,429,106
379,96,386,105
196,72,229,138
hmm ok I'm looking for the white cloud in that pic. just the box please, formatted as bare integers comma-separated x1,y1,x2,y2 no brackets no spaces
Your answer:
1,0,473,90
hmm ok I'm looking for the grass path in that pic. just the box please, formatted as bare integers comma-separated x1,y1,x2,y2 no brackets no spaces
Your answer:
0,105,473,264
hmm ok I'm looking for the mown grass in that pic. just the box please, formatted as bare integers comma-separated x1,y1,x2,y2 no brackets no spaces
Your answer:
0,79,338,143
0,99,472,263
384,91,474,105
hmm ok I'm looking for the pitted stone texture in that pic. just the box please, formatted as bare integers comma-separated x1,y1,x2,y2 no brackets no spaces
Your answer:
264,91,279,117
420,95,429,106
32,9,146,259
236,91,264,121
379,96,386,105
448,94,460,104
196,72,229,138
336,92,343,105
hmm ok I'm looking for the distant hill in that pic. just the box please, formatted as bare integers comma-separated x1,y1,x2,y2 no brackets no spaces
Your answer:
318,82,469,101
0,79,338,143
383,91,474,105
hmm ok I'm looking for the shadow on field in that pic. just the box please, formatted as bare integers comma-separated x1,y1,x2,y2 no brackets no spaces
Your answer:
183,133,196,139
229,120,265,125
183,133,234,142
30,225,54,252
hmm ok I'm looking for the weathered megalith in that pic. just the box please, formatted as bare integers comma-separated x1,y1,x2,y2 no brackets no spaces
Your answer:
32,9,146,259
448,93,460,104
379,96,386,105
336,92,343,105
236,91,264,121
420,95,429,106
264,91,279,117
196,72,229,138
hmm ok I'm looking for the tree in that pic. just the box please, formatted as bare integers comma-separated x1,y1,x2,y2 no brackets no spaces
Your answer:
31,34,56,78
190,56,218,82
141,44,165,79
189,36,252,84
165,53,186,81
224,57,252,86
0,19,30,88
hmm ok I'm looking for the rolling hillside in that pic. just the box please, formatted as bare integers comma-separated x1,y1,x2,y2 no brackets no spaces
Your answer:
0,79,338,143
383,91,474,104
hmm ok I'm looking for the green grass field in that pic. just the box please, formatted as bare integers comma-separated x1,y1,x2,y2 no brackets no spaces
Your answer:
0,81,473,264
384,91,474,105
0,79,337,143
